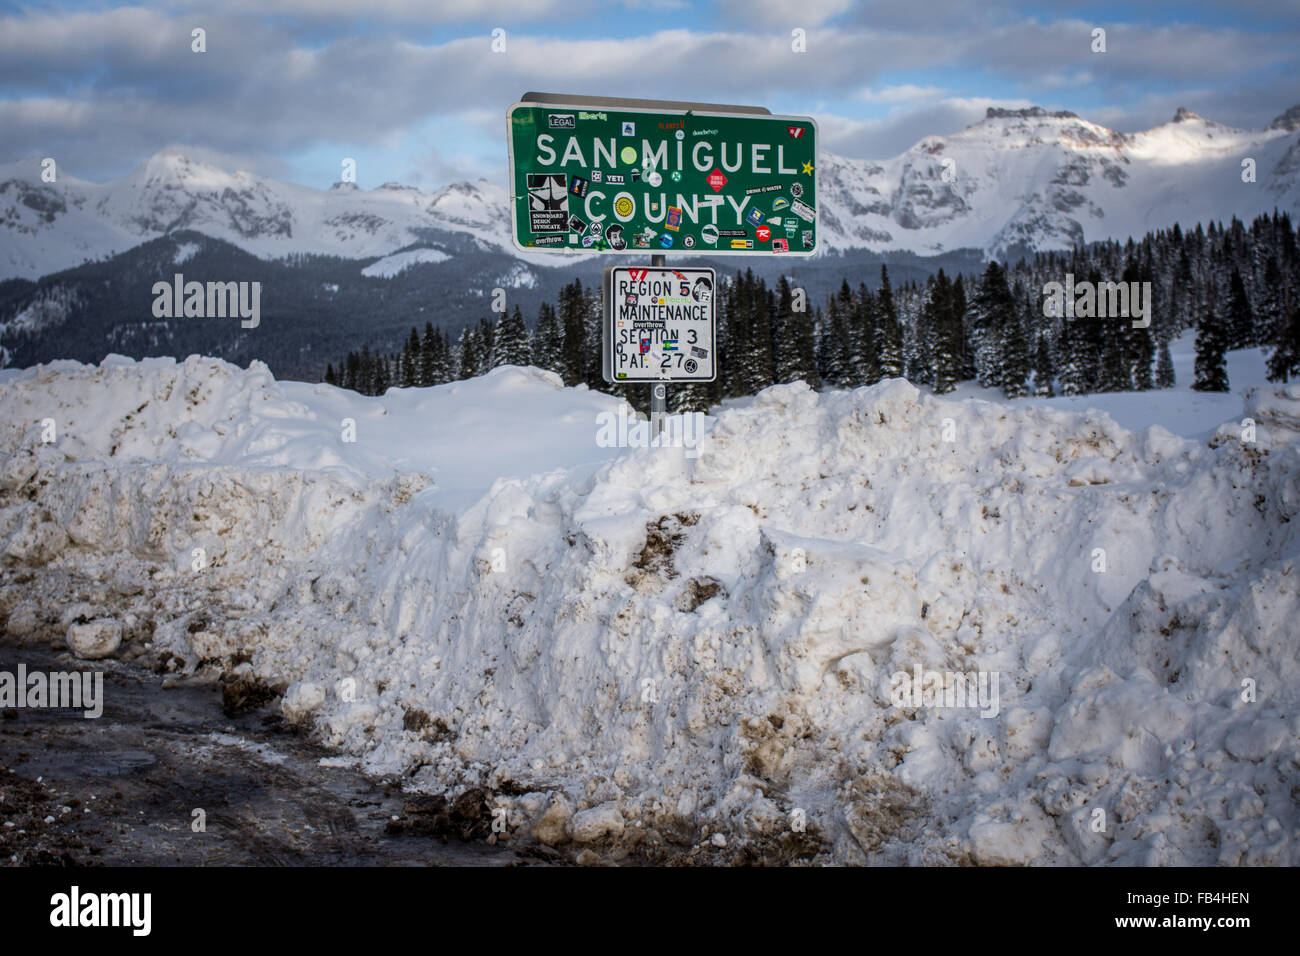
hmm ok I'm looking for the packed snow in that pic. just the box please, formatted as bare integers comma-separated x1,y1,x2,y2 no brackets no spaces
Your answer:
0,350,1296,864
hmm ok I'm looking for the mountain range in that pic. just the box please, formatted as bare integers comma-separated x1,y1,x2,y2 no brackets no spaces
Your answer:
3,103,1299,282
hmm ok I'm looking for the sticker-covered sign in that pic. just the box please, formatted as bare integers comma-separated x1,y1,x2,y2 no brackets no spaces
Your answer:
509,98,817,256
603,266,716,382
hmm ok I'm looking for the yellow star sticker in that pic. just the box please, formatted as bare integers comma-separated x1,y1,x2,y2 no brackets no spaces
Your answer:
801,160,814,175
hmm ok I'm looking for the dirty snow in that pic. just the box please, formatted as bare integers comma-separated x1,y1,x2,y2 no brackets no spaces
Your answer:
0,350,1296,865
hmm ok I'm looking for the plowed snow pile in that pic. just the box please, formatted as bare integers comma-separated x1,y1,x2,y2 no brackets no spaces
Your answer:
2,354,1297,865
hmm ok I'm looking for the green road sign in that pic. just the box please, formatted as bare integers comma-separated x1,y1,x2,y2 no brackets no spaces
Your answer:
508,95,818,257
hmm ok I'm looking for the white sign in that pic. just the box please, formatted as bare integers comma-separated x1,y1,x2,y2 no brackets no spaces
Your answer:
603,266,716,383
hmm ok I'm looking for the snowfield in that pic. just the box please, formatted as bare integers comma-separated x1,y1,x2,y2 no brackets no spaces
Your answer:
1,351,1297,865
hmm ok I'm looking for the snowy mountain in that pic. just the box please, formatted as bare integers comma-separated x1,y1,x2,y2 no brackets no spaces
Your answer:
3,105,1299,280
816,105,1300,258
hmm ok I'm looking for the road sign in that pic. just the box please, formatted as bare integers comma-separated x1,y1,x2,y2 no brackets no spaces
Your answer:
603,266,716,383
509,94,817,257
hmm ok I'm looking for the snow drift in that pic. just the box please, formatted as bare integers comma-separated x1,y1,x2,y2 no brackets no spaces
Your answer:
1,355,1297,864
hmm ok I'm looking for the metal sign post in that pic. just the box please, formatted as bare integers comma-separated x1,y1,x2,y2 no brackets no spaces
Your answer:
650,252,666,439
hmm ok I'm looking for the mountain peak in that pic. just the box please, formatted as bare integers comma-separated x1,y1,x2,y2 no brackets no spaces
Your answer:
1172,107,1204,123
1270,104,1300,132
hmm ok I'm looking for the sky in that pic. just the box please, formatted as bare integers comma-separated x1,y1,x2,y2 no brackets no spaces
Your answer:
1,0,1297,190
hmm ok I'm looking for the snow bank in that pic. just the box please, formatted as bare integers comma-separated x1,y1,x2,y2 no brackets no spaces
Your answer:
1,355,1297,865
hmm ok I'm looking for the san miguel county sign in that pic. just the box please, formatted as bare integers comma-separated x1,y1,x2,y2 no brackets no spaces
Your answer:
507,93,818,256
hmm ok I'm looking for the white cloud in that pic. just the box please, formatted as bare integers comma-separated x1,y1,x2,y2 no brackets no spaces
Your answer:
856,84,947,104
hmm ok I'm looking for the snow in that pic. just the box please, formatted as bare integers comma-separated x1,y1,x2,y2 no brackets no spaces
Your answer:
360,247,451,278
1,351,1296,864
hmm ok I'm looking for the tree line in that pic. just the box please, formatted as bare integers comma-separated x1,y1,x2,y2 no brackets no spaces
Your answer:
325,210,1300,408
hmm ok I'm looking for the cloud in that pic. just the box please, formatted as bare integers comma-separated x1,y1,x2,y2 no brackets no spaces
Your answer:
856,84,947,104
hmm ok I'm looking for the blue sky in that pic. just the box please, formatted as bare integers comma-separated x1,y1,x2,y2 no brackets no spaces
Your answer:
1,0,1296,189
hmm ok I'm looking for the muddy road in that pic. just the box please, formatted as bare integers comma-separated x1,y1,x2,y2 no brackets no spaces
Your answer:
0,638,543,867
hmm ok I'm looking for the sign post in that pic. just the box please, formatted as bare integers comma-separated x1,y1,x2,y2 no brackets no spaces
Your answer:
507,93,816,435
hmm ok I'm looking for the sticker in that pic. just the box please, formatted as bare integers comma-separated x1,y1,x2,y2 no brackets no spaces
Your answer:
701,224,719,245
606,174,625,184
691,277,712,303
745,184,783,196
684,359,698,373
532,234,565,246
548,114,575,129
581,235,596,247
802,230,814,248
589,220,603,235
633,233,650,248
659,233,673,248
621,121,635,136
670,171,681,182
620,146,638,164
590,170,603,183
719,229,746,238
790,182,804,198
578,111,607,121
745,208,765,227
730,239,753,249
756,225,771,242
665,206,682,231
606,224,626,250
683,235,695,248
691,345,708,358
614,196,635,218
663,339,678,352
630,168,641,183
706,169,728,192
772,197,790,212
675,129,685,140
569,234,577,244
639,334,651,354
626,294,638,305
767,217,783,227
790,199,815,222
801,161,815,175
569,177,589,198
526,174,568,233
646,170,663,187
784,221,798,236
568,214,587,233
772,238,788,253
787,126,805,138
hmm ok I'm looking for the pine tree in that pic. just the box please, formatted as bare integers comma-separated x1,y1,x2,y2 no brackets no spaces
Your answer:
876,265,904,379
419,322,438,386
324,363,337,386
493,304,531,368
400,328,419,387
1155,340,1176,388
1192,295,1230,392
1032,332,1055,397
559,279,587,386
1226,268,1254,350
459,327,479,380
1267,301,1300,383
999,283,1031,398
928,270,962,394
532,302,563,375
